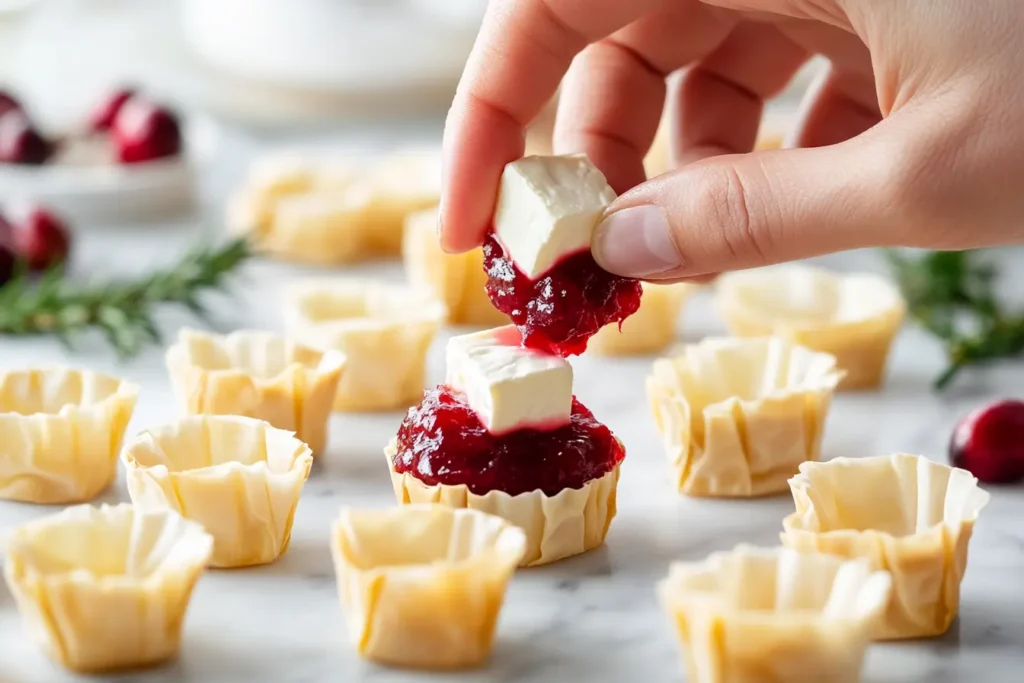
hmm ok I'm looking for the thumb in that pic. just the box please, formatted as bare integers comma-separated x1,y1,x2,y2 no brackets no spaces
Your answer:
591,136,899,278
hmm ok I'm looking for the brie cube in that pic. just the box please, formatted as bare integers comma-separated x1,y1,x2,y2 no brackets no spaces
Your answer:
446,326,573,435
493,154,617,279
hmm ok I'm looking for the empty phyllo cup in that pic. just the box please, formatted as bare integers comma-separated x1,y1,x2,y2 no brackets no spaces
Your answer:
284,279,446,411
715,265,906,390
781,453,990,639
3,503,212,673
122,415,313,568
330,504,526,669
402,206,509,326
589,282,697,356
0,367,139,503
659,545,891,683
165,328,345,455
647,337,843,497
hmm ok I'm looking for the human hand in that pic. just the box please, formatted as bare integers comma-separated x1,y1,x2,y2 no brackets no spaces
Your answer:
439,0,1024,281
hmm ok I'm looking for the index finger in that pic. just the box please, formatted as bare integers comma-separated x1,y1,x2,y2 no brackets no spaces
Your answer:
439,0,662,252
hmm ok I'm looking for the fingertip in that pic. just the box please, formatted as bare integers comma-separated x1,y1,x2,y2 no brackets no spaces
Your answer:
439,95,525,253
437,200,483,254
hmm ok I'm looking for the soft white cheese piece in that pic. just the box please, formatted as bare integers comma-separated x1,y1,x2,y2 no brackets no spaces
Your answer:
446,326,573,434
493,154,617,279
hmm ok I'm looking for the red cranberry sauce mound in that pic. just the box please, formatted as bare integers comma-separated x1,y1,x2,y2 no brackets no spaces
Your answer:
392,385,625,497
482,233,642,356
949,399,1024,484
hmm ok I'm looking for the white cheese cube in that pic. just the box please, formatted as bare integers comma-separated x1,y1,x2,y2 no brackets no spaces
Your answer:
492,154,617,279
445,326,573,434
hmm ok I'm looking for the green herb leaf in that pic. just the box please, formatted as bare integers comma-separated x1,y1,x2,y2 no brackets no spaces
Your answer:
0,238,252,359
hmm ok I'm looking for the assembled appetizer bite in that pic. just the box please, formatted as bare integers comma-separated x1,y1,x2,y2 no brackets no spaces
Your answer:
386,326,623,566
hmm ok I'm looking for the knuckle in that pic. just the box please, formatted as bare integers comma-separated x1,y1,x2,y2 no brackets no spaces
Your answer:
690,162,775,265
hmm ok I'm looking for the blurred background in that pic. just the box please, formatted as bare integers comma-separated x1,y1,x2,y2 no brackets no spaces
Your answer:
0,0,821,204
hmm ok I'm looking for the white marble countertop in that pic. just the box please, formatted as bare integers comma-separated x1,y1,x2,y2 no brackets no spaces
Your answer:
2,118,1024,683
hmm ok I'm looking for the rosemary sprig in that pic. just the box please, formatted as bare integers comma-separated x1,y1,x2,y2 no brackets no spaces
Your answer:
885,249,1024,389
0,237,252,359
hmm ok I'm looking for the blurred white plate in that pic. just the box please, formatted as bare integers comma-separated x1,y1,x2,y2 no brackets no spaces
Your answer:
409,0,487,28
180,0,476,93
0,114,218,223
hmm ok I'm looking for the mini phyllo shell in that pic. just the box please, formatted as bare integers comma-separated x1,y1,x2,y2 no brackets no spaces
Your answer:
589,281,696,356
402,206,509,326
658,545,891,683
3,504,212,673
385,438,620,567
358,147,443,254
716,265,906,390
122,415,313,568
647,337,843,498
781,454,990,639
284,279,446,412
0,367,138,503
165,328,345,455
330,504,526,669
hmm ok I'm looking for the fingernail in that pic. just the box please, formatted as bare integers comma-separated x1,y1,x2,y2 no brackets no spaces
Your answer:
592,205,683,277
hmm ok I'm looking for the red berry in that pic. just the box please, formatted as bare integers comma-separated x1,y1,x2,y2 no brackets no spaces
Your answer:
0,90,22,118
112,98,182,164
949,400,1024,484
0,216,15,286
10,205,72,271
0,111,53,165
88,87,136,132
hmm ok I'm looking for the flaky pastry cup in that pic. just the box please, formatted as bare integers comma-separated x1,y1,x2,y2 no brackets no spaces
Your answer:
402,206,508,326
716,265,906,390
358,147,442,254
3,503,212,673
781,453,990,639
589,281,697,356
226,155,363,265
331,504,526,669
165,328,345,454
284,279,446,411
0,367,139,503
385,438,620,567
122,415,313,568
659,544,891,683
647,337,843,498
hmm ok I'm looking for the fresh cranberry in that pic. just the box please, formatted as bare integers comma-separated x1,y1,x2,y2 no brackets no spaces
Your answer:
0,90,22,118
392,385,625,497
0,216,15,286
11,206,72,271
0,111,53,165
482,233,643,356
112,98,182,163
88,87,136,132
949,400,1024,484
